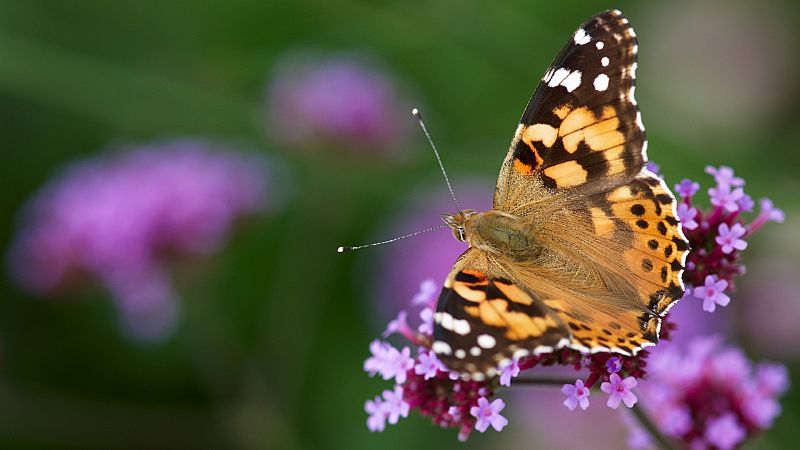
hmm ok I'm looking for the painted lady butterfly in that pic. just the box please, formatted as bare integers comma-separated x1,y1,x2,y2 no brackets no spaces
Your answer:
430,10,690,380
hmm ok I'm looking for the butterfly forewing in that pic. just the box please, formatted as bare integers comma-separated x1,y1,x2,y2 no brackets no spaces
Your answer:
495,9,644,208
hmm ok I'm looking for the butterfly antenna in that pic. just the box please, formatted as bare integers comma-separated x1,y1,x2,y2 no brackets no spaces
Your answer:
337,224,448,253
412,107,462,213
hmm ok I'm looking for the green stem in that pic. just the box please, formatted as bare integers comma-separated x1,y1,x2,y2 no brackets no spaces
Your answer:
630,404,680,450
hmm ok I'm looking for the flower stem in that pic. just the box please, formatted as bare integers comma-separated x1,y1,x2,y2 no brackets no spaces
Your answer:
513,378,679,450
630,404,680,450
512,377,575,386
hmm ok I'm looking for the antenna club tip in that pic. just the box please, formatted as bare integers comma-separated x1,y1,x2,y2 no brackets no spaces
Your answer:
411,107,420,117
337,246,351,253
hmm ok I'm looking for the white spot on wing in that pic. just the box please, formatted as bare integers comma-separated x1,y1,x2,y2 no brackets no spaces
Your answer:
574,28,591,45
630,62,638,79
601,56,609,67
453,319,471,335
548,68,570,87
432,341,452,355
635,111,644,130
593,74,609,91
477,334,496,349
470,346,481,356
561,70,582,92
455,349,466,359
596,41,604,50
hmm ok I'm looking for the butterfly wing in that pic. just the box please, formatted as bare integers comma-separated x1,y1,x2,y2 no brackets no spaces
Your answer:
432,249,570,379
486,10,689,361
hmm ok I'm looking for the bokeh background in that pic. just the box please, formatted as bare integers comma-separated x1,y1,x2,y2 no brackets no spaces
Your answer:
1,0,799,449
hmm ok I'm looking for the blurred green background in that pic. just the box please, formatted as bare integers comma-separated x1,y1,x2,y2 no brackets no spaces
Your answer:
1,0,799,449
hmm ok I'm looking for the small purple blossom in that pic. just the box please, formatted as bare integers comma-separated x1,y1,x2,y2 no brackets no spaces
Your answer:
365,397,387,432
417,306,434,335
646,161,661,175
704,413,746,450
705,165,744,187
414,349,447,380
600,373,638,409
363,340,415,384
694,275,730,312
411,278,438,306
561,379,590,411
499,359,520,387
606,356,622,374
677,203,699,230
383,310,408,338
755,363,790,396
381,386,410,424
470,397,509,433
716,223,748,254
709,183,745,212
738,194,755,212
675,178,700,198
749,198,786,233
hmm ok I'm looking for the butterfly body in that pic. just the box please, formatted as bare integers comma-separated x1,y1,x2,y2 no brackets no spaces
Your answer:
431,10,690,380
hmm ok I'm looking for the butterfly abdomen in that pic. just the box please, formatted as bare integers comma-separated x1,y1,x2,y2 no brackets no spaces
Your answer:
464,211,542,261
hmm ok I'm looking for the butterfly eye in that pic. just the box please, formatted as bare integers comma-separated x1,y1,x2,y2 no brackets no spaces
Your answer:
457,228,466,242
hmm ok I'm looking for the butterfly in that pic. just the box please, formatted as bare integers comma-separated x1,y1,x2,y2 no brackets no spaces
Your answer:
431,9,690,380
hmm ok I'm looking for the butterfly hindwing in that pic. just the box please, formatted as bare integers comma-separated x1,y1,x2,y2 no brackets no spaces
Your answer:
432,249,570,378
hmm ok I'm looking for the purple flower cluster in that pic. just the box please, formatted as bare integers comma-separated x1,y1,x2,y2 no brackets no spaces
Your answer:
630,336,789,449
266,51,411,156
363,281,659,440
677,166,784,308
7,140,274,340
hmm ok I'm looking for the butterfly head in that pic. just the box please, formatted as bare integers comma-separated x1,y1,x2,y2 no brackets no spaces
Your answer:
441,209,477,242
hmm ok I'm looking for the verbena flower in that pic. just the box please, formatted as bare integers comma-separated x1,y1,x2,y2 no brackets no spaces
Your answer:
562,379,591,411
470,397,509,433
600,373,638,409
7,140,275,341
266,51,411,156
676,164,783,305
631,336,789,449
693,275,730,313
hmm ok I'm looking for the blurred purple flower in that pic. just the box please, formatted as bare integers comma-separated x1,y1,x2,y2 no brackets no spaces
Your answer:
633,336,788,449
704,413,746,450
7,140,275,341
415,349,447,380
363,340,414,384
266,51,411,156
470,397,508,433
382,386,411,424
365,396,387,432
